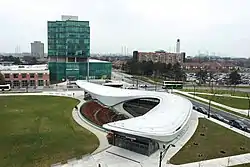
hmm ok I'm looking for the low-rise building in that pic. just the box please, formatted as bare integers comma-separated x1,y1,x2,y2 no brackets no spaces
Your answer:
0,64,49,88
133,51,185,65
184,62,235,72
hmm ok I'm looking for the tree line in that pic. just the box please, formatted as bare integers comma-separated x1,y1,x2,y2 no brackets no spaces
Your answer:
122,60,186,81
195,69,241,86
122,59,241,86
1,55,39,65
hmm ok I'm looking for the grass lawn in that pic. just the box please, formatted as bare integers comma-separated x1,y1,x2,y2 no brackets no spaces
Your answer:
182,89,249,97
170,118,250,165
0,96,99,167
194,94,249,110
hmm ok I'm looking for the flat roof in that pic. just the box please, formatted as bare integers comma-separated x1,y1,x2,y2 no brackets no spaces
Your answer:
89,59,110,63
0,64,48,71
76,81,192,141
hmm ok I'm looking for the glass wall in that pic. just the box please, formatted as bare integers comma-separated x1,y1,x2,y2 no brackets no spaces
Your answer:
48,20,90,58
49,61,112,82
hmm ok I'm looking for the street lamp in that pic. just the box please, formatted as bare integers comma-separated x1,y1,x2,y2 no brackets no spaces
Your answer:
159,144,175,167
193,83,196,97
246,93,250,117
208,93,216,118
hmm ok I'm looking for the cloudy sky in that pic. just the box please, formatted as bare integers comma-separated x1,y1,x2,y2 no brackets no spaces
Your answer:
1,0,250,57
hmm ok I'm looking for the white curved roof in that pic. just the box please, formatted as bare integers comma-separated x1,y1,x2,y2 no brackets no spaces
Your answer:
76,81,192,142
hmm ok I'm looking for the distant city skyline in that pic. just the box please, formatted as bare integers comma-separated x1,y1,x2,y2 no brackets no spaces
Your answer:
1,0,250,57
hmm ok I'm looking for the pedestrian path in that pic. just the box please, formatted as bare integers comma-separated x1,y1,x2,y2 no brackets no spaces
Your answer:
168,153,250,167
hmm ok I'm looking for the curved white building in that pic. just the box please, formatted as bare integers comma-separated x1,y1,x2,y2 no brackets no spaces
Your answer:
76,81,192,143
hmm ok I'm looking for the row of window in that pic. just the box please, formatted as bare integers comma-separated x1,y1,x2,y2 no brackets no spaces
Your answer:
48,27,90,33
48,33,90,38
48,34,90,40
48,39,90,45
4,73,45,79
6,80,48,87
48,21,89,27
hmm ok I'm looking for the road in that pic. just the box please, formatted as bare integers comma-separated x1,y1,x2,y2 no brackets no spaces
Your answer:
186,96,250,128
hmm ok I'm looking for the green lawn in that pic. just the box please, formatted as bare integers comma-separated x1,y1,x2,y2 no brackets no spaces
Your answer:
182,88,249,97
0,96,99,167
170,118,250,165
194,94,249,109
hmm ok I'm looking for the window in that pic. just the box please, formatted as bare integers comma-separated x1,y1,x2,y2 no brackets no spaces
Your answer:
13,81,20,87
13,73,19,78
38,80,44,86
21,80,28,87
22,73,26,78
4,74,10,78
38,73,43,78
30,73,35,78
5,81,11,85
30,80,35,86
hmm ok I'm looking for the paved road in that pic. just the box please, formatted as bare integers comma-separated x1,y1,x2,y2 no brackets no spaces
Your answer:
186,97,250,128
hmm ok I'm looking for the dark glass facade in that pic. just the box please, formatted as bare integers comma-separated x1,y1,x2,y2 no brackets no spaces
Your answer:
48,20,90,57
48,18,112,82
107,131,159,156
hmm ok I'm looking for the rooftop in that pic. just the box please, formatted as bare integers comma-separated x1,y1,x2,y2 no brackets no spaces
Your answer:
0,64,48,71
76,81,192,141
89,59,110,63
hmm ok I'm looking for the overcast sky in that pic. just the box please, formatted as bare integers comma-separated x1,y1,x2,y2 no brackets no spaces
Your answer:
1,0,250,57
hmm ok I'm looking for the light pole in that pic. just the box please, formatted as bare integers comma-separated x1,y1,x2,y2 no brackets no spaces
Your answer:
159,144,175,167
87,57,89,82
193,83,196,97
246,93,250,117
208,93,215,118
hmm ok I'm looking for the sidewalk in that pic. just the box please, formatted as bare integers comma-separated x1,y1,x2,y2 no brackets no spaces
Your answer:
174,90,249,117
169,153,250,167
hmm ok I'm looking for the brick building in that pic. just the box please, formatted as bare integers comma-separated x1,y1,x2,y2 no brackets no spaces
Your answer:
0,64,49,88
133,51,185,65
183,62,235,72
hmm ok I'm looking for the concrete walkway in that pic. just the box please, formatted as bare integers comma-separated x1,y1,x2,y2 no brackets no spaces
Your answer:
72,101,110,154
174,90,249,117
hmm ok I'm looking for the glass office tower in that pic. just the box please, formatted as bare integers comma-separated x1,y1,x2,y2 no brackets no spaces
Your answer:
48,16,112,83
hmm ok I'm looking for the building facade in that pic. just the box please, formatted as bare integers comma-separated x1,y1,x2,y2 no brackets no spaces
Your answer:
133,51,185,65
183,62,235,72
48,15,91,82
0,64,49,88
31,41,44,58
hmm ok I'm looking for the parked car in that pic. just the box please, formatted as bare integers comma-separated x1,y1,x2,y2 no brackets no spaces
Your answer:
197,107,208,114
139,84,148,88
193,105,198,110
211,113,229,123
229,120,248,131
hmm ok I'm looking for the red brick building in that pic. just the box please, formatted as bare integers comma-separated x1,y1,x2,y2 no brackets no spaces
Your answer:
0,64,49,88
